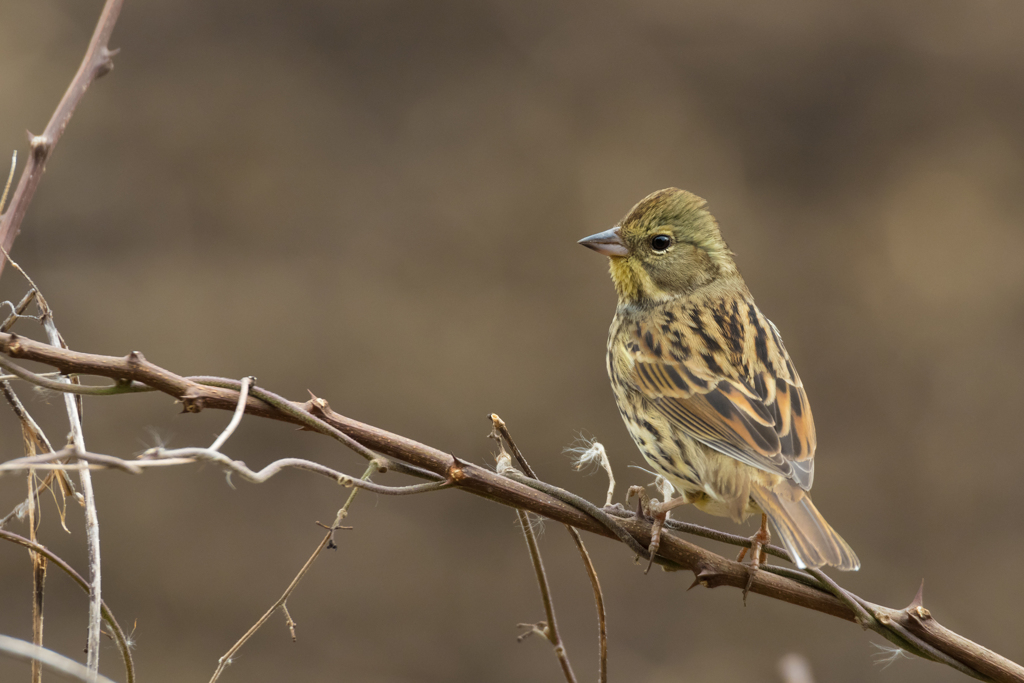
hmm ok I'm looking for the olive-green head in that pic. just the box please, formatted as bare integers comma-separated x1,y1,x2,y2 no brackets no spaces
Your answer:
579,188,737,304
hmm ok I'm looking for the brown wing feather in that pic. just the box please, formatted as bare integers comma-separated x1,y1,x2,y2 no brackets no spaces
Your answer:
628,300,816,490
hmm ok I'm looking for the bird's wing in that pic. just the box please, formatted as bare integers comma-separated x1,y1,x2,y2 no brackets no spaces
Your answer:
626,307,816,490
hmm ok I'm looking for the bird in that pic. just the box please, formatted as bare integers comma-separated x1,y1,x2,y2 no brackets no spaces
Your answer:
578,188,859,572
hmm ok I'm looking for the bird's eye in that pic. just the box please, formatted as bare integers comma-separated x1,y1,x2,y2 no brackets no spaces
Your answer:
651,235,671,252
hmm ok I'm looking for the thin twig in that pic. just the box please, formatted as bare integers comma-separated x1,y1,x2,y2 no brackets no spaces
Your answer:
568,528,607,683
0,151,16,214
0,370,65,382
1,289,37,332
34,307,103,678
1,450,145,474
491,414,538,478
0,288,76,527
0,447,454,497
0,380,77,529
28,461,45,683
0,635,118,683
488,421,576,681
516,506,577,683
209,376,253,451
0,530,135,683
492,415,605,683
207,462,374,683
0,0,126,279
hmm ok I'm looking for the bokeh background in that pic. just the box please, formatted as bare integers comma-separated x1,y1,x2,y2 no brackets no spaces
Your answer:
2,1,1023,681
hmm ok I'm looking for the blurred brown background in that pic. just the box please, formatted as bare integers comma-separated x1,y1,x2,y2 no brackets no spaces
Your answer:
2,1,1023,681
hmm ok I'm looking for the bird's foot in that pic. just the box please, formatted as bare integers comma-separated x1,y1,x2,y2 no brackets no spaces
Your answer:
626,486,689,574
736,513,771,604
626,485,652,519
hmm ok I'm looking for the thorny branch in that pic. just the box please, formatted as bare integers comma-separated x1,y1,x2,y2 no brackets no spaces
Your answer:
1,333,1023,683
0,0,126,280
0,0,126,675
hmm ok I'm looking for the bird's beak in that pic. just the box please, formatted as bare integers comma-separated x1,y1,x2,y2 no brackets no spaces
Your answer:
578,227,629,257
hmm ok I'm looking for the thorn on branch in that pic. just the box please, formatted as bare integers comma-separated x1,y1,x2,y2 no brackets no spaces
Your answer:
447,454,466,482
904,580,931,621
96,47,119,78
28,134,51,161
179,391,204,413
688,565,724,591
904,579,929,620
126,350,145,364
4,332,23,355
305,394,329,416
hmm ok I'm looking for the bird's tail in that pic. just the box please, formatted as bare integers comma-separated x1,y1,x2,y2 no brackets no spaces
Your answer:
750,482,860,571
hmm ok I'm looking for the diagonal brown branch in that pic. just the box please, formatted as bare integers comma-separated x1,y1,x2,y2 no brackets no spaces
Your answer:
1,331,1022,683
0,0,126,280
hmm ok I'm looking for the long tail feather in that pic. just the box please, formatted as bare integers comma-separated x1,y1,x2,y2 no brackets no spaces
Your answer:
750,482,859,571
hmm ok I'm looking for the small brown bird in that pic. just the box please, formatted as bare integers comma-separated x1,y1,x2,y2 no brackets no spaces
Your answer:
579,188,859,571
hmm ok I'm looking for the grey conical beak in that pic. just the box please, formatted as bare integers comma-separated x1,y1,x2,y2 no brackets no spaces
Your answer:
578,226,629,257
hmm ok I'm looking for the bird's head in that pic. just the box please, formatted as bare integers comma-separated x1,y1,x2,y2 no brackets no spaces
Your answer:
579,188,737,305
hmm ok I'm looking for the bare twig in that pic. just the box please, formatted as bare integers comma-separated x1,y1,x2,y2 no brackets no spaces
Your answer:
515,506,577,683
2,334,1021,682
32,298,104,677
568,525,607,683
207,461,374,683
0,381,77,529
209,376,253,451
0,152,15,214
0,530,135,683
0,448,454,498
28,462,45,683
0,635,118,683
0,0,126,279
0,287,76,528
1,289,37,332
0,370,65,382
489,424,576,682
493,415,607,683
